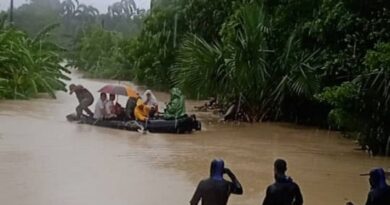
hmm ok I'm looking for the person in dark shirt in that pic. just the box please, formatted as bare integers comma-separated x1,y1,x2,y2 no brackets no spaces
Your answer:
69,84,94,119
364,168,390,205
262,159,303,205
190,159,243,205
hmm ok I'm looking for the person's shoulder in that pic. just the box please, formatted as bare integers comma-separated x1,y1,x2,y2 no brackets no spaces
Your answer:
290,180,300,187
200,178,212,183
197,178,211,188
266,182,277,190
290,180,302,192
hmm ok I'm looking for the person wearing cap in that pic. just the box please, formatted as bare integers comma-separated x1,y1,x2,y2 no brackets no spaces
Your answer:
69,84,94,119
364,168,390,205
190,159,243,205
262,159,303,205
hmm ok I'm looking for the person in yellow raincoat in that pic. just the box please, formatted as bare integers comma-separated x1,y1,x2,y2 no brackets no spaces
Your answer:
134,99,151,122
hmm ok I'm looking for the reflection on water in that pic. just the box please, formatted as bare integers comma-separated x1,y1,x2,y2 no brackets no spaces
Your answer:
0,74,389,205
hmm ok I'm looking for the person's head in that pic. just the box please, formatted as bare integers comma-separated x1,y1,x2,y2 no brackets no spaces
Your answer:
109,94,115,101
170,88,182,98
69,84,76,94
100,93,107,101
274,159,287,176
146,92,152,100
210,159,224,181
136,99,144,109
369,168,387,189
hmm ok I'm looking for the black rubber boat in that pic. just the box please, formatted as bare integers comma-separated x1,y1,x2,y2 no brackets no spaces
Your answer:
66,113,202,134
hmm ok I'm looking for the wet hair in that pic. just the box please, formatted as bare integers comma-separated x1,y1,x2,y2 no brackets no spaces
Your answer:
210,159,224,180
274,159,287,173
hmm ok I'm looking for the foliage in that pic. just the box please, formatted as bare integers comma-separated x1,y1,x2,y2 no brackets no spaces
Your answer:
315,82,360,130
11,0,145,50
127,5,185,89
70,26,129,79
172,34,224,99
123,0,390,154
317,43,390,155
0,18,69,99
173,3,321,122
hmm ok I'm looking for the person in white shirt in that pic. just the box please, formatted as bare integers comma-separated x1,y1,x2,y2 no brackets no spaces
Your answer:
142,90,159,117
142,90,158,106
105,94,117,119
94,93,107,119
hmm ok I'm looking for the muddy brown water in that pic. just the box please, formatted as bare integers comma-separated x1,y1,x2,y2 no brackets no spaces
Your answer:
0,73,389,205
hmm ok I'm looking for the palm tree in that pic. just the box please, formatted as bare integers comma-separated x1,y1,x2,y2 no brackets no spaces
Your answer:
73,4,99,25
108,0,139,18
60,0,79,18
172,2,321,121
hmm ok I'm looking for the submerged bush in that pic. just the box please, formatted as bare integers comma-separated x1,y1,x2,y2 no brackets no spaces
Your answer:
317,42,390,155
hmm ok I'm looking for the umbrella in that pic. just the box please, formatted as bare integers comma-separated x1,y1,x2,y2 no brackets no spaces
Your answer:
98,84,138,97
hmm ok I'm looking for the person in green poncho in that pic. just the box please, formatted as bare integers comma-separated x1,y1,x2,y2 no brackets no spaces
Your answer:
164,88,186,119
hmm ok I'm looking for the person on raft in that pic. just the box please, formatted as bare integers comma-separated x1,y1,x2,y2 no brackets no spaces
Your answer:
142,90,159,117
125,96,139,120
164,88,186,120
69,84,94,119
190,159,243,205
94,93,107,120
262,159,303,205
134,99,150,122
105,94,117,119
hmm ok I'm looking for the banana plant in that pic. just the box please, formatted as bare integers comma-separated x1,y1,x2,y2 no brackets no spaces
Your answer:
0,22,69,99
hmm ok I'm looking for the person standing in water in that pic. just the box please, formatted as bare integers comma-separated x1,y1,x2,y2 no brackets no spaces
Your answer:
363,168,390,205
190,159,243,205
347,168,390,205
69,84,94,119
262,159,303,205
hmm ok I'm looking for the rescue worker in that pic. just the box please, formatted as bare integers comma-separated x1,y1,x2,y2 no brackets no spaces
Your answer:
190,159,243,205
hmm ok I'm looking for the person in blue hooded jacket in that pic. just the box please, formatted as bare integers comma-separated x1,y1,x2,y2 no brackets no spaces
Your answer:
364,168,390,205
190,159,243,205
262,159,303,205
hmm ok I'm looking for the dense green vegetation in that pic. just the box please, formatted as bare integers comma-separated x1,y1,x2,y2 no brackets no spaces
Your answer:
69,25,131,79
0,16,69,99
120,0,390,155
0,0,145,98
2,0,390,155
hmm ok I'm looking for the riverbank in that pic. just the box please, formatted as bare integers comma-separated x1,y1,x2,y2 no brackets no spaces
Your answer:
0,74,389,205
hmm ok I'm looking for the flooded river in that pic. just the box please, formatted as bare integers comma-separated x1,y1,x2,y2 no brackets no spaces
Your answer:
0,74,389,205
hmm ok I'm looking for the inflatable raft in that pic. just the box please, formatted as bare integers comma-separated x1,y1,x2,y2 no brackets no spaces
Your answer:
66,113,201,134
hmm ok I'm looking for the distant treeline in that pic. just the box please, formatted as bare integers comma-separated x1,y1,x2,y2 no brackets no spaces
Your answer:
4,0,145,47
